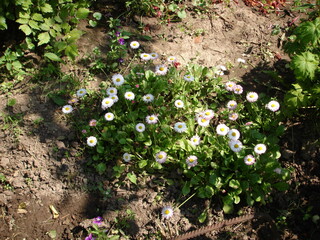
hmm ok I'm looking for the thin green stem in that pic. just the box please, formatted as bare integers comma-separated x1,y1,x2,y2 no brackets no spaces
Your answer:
177,192,196,209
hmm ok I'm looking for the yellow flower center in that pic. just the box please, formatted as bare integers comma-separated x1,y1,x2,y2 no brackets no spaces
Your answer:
110,90,114,93
189,159,194,163
193,139,197,142
150,117,154,120
128,94,132,97
221,128,225,132
258,146,263,150
158,154,163,159
234,144,239,148
201,119,206,123
248,158,253,162
271,104,275,107
89,140,94,143
164,210,170,215
139,126,143,129
105,100,110,104
159,67,164,71
143,54,148,57
232,132,236,136
178,125,183,128
65,107,70,111
146,96,150,99
116,78,120,82
250,94,254,98
205,112,210,116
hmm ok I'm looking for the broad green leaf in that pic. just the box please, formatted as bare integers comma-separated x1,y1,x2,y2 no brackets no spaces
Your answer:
127,172,137,184
198,211,207,223
16,18,29,24
182,182,190,195
38,32,50,45
93,12,102,20
223,203,234,214
28,20,40,30
0,16,7,30
41,3,53,13
32,13,44,22
96,163,106,174
274,182,289,191
229,179,241,189
40,22,50,31
138,160,147,168
177,10,187,19
298,18,320,46
76,8,90,19
96,144,104,154
19,24,32,35
291,52,318,80
26,37,35,50
89,20,97,27
64,44,78,60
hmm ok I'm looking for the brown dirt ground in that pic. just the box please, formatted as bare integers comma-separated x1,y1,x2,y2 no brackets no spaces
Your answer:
1,1,320,239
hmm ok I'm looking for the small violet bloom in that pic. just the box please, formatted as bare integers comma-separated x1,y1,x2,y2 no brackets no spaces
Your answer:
118,38,125,45
93,216,103,225
85,233,96,240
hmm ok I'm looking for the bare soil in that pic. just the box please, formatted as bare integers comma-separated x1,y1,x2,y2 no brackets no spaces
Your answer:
1,1,319,240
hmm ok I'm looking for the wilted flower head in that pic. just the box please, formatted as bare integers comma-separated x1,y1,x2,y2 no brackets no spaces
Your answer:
112,74,125,86
267,100,280,112
76,88,87,97
140,53,151,61
123,153,131,162
101,97,114,110
244,155,255,165
229,140,243,152
135,123,146,132
146,115,158,124
184,75,195,82
174,100,184,108
104,112,114,121
225,81,236,91
87,136,97,147
254,143,267,155
161,206,173,219
62,105,73,114
233,85,243,94
186,155,198,167
155,65,168,75
155,151,167,163
143,94,154,103
190,135,201,146
246,92,258,102
228,112,239,121
174,122,187,133
89,119,97,127
130,41,140,49
216,123,229,136
124,91,135,100
106,87,117,96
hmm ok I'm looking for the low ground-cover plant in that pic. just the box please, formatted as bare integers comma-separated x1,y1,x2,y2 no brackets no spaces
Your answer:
63,45,290,213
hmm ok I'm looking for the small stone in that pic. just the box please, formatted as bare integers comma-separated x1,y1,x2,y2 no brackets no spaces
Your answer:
56,141,65,149
1,157,10,167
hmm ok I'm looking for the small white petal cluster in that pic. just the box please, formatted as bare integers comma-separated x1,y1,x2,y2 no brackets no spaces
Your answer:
76,88,87,97
244,154,255,165
186,155,198,167
135,123,145,132
174,122,187,133
106,87,117,96
155,151,167,164
140,53,151,61
190,135,201,146
174,100,184,108
104,112,114,121
101,97,114,110
62,105,73,114
150,53,159,60
254,143,267,155
124,91,135,100
143,94,154,103
155,65,168,75
225,81,236,91
267,100,280,112
227,129,240,140
246,92,259,103
184,75,195,82
229,140,243,152
167,56,176,63
130,41,140,49
146,115,158,124
216,124,229,136
123,153,131,162
161,206,173,219
112,74,125,86
87,136,97,147
233,85,243,95
227,100,237,110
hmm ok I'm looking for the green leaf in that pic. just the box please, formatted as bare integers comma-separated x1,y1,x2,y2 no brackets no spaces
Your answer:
76,8,90,19
119,138,126,144
89,20,97,27
177,10,187,19
93,12,102,20
274,182,289,191
41,3,53,13
223,203,234,214
138,160,147,168
96,163,106,174
96,145,104,154
38,32,50,45
16,18,29,24
64,44,78,60
19,24,32,35
28,20,40,30
198,211,207,223
127,172,137,184
0,16,7,30
298,18,320,46
182,182,190,195
48,93,65,106
291,52,319,80
32,13,44,22
229,179,240,189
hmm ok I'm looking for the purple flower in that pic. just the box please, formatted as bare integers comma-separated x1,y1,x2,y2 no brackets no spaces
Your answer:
118,38,125,45
115,31,121,37
85,233,96,240
93,216,103,225
118,58,124,63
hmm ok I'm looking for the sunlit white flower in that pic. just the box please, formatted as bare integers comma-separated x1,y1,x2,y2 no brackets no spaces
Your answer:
124,91,135,100
62,105,73,114
76,88,87,97
186,155,198,167
167,56,176,63
267,100,280,112
229,140,243,152
135,123,146,132
155,151,167,163
112,74,125,86
197,117,210,127
140,53,151,61
184,74,195,82
101,97,114,110
104,112,114,121
219,65,227,71
161,206,173,219
106,87,118,96
228,112,238,121
190,135,201,146
143,94,154,103
87,136,97,147
130,41,140,49
228,129,240,140
155,65,168,75
215,69,224,76
216,124,229,136
227,100,237,110
150,52,159,60
237,58,246,64
233,85,243,94
202,109,214,120
225,81,236,91
123,153,131,162
146,115,158,124
244,154,255,165
274,168,282,174
174,100,184,108
110,95,119,103
174,122,187,133
246,92,258,102
254,144,267,155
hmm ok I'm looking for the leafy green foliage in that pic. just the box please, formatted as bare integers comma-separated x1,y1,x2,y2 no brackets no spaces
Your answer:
291,52,318,81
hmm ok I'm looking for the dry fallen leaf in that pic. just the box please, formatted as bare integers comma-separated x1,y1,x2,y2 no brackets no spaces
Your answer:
49,205,59,219
194,36,202,44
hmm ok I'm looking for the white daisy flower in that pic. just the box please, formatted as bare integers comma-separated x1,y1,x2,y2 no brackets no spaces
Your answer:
229,140,243,152
227,100,237,110
124,91,135,100
106,87,118,96
190,135,201,146
76,88,87,97
254,143,267,155
110,95,119,103
219,65,227,71
167,56,176,63
123,153,131,162
216,124,229,136
273,168,282,174
155,65,168,75
101,97,114,110
267,100,280,112
87,136,97,147
228,112,239,121
186,155,198,167
146,115,158,124
197,117,210,127
244,155,255,165
215,69,224,76
112,74,125,86
184,75,195,82
203,109,214,120
227,129,240,140
174,122,187,133
225,81,236,91
130,41,140,49
174,100,184,108
150,53,159,60
62,105,73,114
142,94,154,103
104,112,114,121
237,58,246,64
140,53,151,61
246,92,258,102
161,206,173,219
135,123,146,132
155,151,167,164
233,85,243,94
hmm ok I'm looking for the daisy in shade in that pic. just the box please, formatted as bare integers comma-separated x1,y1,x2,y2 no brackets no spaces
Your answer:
246,92,258,102
227,100,237,110
135,123,145,132
161,206,173,219
184,75,194,82
143,94,154,103
124,91,135,100
225,81,236,91
104,112,114,121
174,122,187,133
186,155,198,167
203,109,214,120
228,112,238,121
229,140,243,152
167,56,176,63
198,117,210,127
62,105,73,114
155,65,168,75
254,143,267,155
112,74,125,86
130,41,140,49
140,53,151,61
216,123,229,136
228,129,240,140
244,155,255,165
110,95,119,103
101,97,114,110
233,85,243,94
123,153,131,162
150,53,159,60
106,87,117,96
87,136,97,147
76,89,87,97
174,100,184,108
146,115,158,124
89,119,97,127
267,100,280,112
155,151,167,163
68,98,78,104
190,135,201,146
